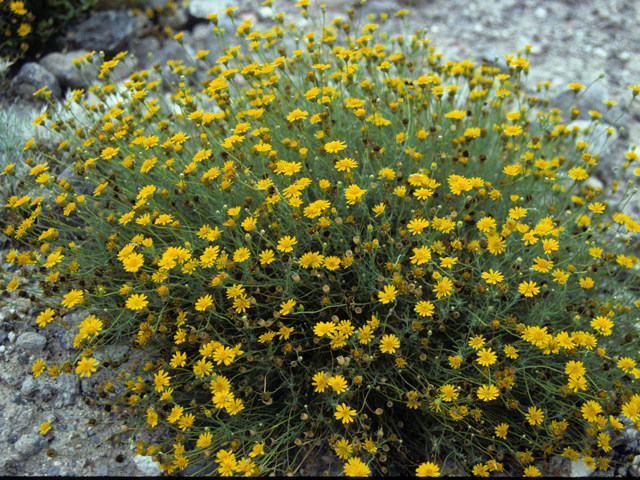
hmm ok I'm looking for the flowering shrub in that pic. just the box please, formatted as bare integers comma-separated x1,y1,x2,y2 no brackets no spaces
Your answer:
3,1,640,476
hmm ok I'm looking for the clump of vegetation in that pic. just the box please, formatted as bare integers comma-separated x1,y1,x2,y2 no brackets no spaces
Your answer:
0,0,182,63
3,1,640,476
0,0,94,61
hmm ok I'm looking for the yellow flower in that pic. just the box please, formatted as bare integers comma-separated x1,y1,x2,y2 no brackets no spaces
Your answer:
334,157,358,172
464,127,481,138
197,432,213,448
36,308,55,327
167,405,183,423
126,293,148,310
249,442,265,457
448,355,462,369
504,344,518,359
468,334,486,350
579,277,594,289
195,294,213,311
344,184,366,204
568,166,588,180
410,246,432,265
378,285,397,304
494,423,509,439
18,23,31,36
334,438,353,460
440,384,458,402
415,300,435,317
416,462,440,477
277,235,297,252
334,403,356,424
481,269,503,284
61,289,84,308
518,281,540,297
581,400,603,423
433,277,454,299
39,421,52,435
439,256,457,269
525,406,545,426
312,371,328,392
329,375,348,394
444,110,466,120
617,356,636,373
259,249,275,264
380,334,400,354
476,348,497,367
472,464,490,477
76,356,99,378
477,384,499,401
324,140,347,153
344,457,370,476
523,466,542,477
170,351,187,368
314,322,336,337
32,358,46,377
286,108,308,121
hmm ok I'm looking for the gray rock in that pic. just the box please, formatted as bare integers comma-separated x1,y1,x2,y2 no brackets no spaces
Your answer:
39,50,97,90
1,371,20,387
13,434,47,457
159,6,190,30
80,379,92,394
133,454,162,476
534,6,547,19
590,469,614,477
0,330,7,343
192,23,218,54
550,82,626,126
93,344,129,363
151,37,200,88
40,385,55,403
15,332,46,353
478,48,508,71
365,1,401,14
256,6,273,21
187,0,236,20
63,10,136,55
95,465,110,476
568,120,620,158
130,36,161,71
142,0,172,8
10,63,62,99
53,374,79,409
57,329,77,351
570,457,591,477
20,376,38,397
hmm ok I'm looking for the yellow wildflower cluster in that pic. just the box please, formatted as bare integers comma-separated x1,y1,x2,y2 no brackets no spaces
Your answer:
2,1,640,477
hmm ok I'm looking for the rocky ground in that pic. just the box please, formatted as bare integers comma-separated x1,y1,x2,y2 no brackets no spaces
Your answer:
1,0,640,476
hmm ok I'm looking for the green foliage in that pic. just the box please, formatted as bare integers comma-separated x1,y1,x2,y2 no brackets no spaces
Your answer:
2,2,640,477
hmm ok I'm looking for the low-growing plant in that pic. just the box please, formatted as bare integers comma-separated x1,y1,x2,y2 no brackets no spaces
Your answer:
2,1,640,476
